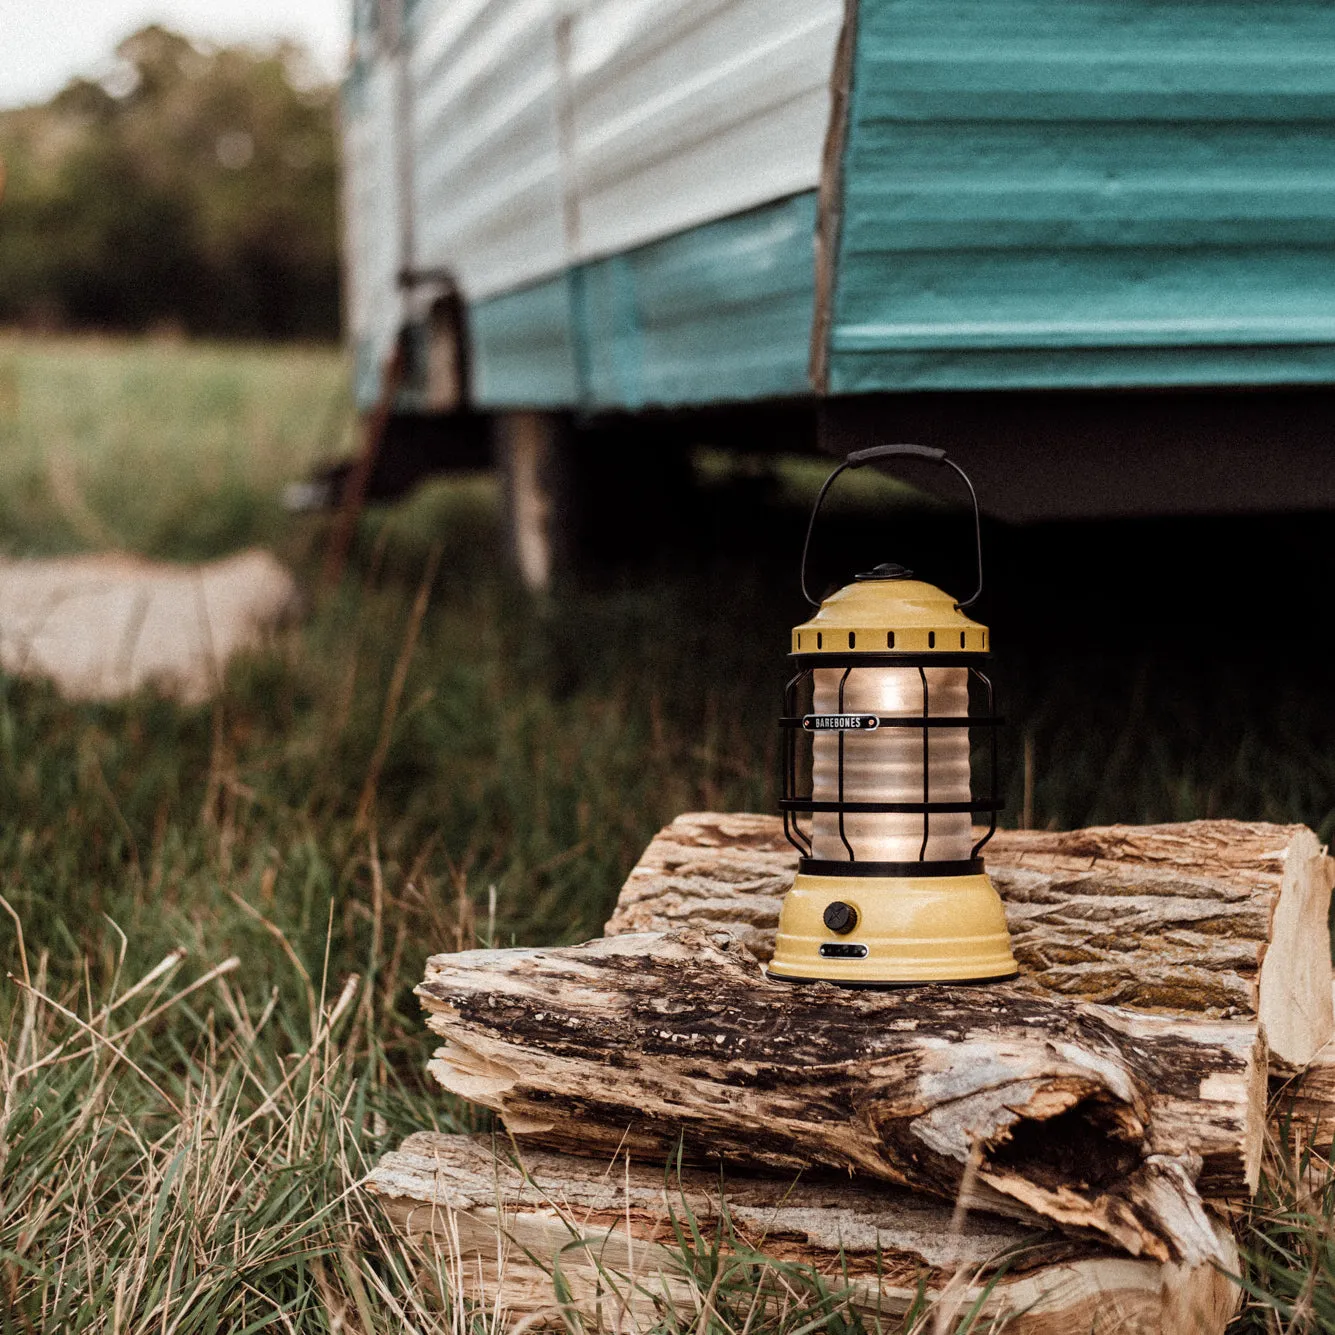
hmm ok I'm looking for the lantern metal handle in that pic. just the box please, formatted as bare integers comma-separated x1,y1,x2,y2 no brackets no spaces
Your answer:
799,444,985,611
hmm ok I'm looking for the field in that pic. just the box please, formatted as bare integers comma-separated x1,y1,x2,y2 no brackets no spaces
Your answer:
1,334,1334,1332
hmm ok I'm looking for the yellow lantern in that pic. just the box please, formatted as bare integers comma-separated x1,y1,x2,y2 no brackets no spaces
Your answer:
768,444,1018,985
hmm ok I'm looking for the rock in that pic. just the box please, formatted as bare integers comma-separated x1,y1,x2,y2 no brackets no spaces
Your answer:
0,548,299,703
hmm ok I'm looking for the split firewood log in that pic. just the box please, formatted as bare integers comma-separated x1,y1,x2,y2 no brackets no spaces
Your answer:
604,813,1334,1070
367,1132,1241,1335
416,930,1264,1267
1274,1062,1335,1157
1270,981,1335,1151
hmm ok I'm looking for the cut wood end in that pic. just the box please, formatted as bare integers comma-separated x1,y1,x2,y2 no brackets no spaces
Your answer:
1258,826,1335,1069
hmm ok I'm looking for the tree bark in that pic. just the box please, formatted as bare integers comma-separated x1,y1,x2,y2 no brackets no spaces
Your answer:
417,930,1264,1267
605,812,1334,1070
368,1131,1241,1335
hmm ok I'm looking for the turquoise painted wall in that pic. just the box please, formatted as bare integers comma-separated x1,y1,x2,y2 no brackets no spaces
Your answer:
827,0,1335,392
469,193,818,411
469,274,582,409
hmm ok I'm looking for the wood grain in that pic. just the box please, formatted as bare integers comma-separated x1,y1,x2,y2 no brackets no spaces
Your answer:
605,813,1334,1068
417,930,1264,1266
367,1131,1241,1335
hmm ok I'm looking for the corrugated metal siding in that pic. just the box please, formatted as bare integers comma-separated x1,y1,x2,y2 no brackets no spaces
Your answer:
826,0,1335,393
576,191,819,408
409,0,569,301
341,59,407,409
469,273,582,408
566,0,843,265
406,0,842,300
470,192,818,409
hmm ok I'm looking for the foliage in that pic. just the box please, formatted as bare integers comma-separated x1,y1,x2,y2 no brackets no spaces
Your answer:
0,27,340,338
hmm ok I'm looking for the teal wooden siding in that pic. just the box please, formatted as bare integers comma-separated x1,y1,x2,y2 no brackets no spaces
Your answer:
827,0,1335,393
469,193,818,411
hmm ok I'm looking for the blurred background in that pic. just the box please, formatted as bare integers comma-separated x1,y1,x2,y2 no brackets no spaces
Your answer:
1,14,341,338
2,0,1333,1002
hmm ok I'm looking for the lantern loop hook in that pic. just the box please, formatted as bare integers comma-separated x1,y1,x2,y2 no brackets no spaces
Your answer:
799,444,984,611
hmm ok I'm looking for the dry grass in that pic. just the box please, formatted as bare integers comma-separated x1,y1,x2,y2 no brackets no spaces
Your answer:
0,891,1018,1335
0,882,474,1333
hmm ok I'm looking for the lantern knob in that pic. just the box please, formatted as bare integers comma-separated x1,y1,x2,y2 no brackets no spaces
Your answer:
822,902,859,935
856,562,913,581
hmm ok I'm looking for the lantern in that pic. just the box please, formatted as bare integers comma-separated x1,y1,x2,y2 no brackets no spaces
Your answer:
768,444,1018,985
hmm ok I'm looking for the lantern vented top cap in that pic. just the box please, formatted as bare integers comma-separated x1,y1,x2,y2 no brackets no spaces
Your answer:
856,562,913,582
792,578,988,655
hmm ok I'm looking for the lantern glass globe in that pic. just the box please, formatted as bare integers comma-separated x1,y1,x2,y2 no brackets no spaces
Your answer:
810,666,972,863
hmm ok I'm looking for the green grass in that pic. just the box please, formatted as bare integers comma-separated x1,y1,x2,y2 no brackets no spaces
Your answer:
0,334,351,559
1,334,1334,1332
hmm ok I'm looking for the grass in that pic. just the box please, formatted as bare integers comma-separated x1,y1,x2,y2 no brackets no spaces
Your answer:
0,334,351,559
1,333,1334,1331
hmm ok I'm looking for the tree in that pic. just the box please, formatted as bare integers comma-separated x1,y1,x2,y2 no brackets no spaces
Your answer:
0,26,342,339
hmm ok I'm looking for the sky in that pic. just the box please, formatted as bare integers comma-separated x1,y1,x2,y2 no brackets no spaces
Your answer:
0,0,351,108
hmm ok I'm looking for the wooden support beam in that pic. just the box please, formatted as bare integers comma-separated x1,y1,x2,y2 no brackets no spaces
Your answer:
367,1131,1241,1335
417,930,1264,1267
605,813,1334,1070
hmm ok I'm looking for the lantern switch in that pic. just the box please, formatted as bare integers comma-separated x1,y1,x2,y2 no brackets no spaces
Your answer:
823,901,859,935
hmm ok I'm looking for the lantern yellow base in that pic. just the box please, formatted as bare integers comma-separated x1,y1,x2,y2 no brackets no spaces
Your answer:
766,870,1018,985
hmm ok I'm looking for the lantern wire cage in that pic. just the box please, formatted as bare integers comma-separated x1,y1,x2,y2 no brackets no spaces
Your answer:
780,655,1001,873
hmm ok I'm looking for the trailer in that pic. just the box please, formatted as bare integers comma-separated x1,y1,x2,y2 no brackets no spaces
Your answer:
340,0,1335,582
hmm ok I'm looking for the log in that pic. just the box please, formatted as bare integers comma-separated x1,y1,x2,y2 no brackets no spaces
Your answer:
367,1131,1241,1335
1275,1058,1335,1153
1271,981,1335,1151
605,812,1335,1070
417,930,1265,1266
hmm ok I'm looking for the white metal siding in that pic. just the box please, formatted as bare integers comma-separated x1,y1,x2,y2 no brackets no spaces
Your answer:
342,60,407,404
410,0,569,299
405,0,844,300
568,0,843,263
